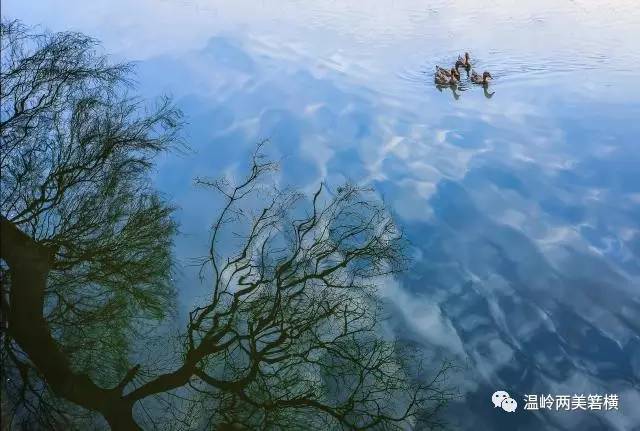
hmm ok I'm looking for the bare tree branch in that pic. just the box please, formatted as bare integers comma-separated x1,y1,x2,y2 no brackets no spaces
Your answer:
1,20,454,431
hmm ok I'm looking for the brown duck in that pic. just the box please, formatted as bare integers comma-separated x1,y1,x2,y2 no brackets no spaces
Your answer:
456,52,471,70
470,70,492,85
435,67,460,86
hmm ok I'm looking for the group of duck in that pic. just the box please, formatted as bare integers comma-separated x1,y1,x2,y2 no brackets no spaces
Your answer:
434,52,493,87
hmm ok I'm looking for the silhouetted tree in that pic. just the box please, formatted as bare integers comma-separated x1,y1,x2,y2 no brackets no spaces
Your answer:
1,19,181,430
1,21,453,430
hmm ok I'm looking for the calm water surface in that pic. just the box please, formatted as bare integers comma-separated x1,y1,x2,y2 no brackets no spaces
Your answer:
7,1,640,429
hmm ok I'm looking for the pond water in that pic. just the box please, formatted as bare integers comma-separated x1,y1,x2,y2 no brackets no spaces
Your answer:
7,0,640,429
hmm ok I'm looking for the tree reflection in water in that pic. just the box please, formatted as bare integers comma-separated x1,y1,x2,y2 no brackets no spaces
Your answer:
0,21,454,430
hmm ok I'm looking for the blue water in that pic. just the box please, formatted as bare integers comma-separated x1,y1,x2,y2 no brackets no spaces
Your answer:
7,1,640,429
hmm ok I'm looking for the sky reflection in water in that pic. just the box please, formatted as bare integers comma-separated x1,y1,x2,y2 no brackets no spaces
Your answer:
6,1,640,429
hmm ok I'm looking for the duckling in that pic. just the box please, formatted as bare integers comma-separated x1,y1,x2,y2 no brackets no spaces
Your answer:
470,70,492,85
435,66,461,81
456,52,471,69
434,73,449,85
435,71,459,86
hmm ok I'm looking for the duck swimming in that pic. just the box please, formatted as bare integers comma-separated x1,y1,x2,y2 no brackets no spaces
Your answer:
456,52,471,69
436,65,461,80
470,70,492,85
435,70,459,86
435,67,460,85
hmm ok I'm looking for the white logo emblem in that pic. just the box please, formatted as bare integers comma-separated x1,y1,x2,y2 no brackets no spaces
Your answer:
492,390,517,412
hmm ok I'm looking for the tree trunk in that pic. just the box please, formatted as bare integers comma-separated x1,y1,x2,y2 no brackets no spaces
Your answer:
1,216,141,430
104,404,143,431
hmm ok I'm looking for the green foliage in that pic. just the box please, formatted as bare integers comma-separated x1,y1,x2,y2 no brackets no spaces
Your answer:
0,20,454,431
1,19,181,426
